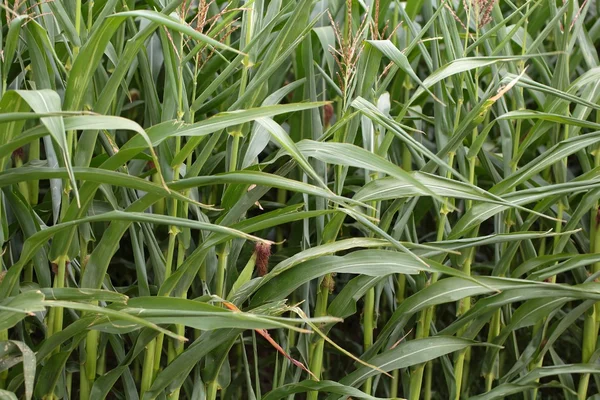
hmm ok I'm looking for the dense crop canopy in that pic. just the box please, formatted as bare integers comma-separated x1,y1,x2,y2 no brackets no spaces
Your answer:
1,1,600,399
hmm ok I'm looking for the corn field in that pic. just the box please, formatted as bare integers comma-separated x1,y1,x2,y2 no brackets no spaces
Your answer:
1,0,600,399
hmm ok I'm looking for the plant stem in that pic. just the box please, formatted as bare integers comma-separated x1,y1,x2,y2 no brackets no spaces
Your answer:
410,149,455,400
85,329,99,390
307,276,331,400
390,271,407,398
152,148,181,381
206,381,219,400
97,341,106,376
28,140,40,205
51,256,68,339
409,298,429,400
74,0,82,57
363,286,375,395
453,150,477,399
165,19,188,397
424,360,432,400
66,371,73,399
229,131,242,173
80,363,90,400
0,330,6,388
205,4,251,387
141,339,156,399
215,246,229,299
578,143,600,400
391,111,412,398
276,189,287,250
485,310,501,391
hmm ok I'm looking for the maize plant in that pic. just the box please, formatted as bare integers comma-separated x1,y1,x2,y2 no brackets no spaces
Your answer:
1,0,600,399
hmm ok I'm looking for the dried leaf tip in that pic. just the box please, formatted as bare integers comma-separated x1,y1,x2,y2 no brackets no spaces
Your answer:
321,273,336,294
12,147,24,160
255,242,271,276
324,103,334,128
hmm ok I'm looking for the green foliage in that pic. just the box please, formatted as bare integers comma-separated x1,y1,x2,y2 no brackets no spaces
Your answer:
1,0,600,399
